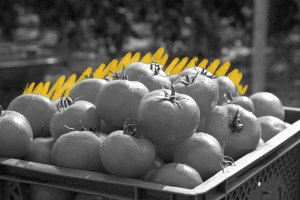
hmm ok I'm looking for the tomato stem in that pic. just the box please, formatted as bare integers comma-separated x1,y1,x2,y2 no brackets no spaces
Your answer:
64,125,76,131
123,119,142,138
156,84,185,108
229,108,244,133
57,97,74,113
79,121,88,131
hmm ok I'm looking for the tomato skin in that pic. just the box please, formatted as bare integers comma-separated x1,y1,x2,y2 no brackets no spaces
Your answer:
231,96,254,113
206,104,261,160
169,74,178,83
250,92,285,120
138,89,200,146
256,138,264,149
0,110,33,158
95,80,149,128
138,73,171,91
174,74,219,118
141,157,165,181
8,94,56,138
149,163,203,189
173,132,224,181
124,62,153,81
124,62,170,91
50,100,101,140
51,131,105,172
69,78,107,104
178,66,212,77
216,76,237,105
24,137,55,165
100,130,156,178
258,116,287,142
223,96,255,113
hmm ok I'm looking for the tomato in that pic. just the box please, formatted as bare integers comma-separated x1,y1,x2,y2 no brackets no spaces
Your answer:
222,90,255,113
149,163,203,189
250,92,285,120
216,76,237,105
24,137,55,165
0,107,33,158
174,72,219,118
138,73,171,92
138,86,200,146
100,121,155,178
28,185,75,200
173,132,224,181
51,130,106,172
147,62,167,76
258,116,288,141
123,62,153,81
8,94,56,138
141,157,165,181
256,138,264,149
205,104,261,160
50,98,102,140
169,74,178,84
69,78,107,104
124,62,170,91
178,66,212,78
95,79,149,128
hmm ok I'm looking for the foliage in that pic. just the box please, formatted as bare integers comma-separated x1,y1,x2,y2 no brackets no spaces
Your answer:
0,0,299,57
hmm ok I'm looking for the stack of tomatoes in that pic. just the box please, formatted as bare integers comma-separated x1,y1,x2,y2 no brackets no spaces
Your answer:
0,62,290,198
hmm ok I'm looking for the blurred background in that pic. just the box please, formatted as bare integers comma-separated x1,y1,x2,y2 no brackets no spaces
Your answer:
0,0,299,108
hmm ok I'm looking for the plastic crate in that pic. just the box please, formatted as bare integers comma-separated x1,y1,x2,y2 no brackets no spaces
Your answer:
0,107,299,200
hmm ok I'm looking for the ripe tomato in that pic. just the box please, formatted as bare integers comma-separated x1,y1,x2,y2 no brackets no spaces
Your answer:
8,94,56,138
138,86,200,146
100,121,156,178
216,76,237,105
258,116,288,141
50,99,102,140
95,79,149,128
178,66,212,78
173,132,224,181
205,104,261,160
149,163,203,189
256,138,264,149
123,62,153,81
24,137,55,165
141,157,165,181
124,62,170,91
28,185,75,200
174,72,219,118
69,78,107,104
0,108,33,158
250,92,285,120
51,130,106,172
222,90,255,113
